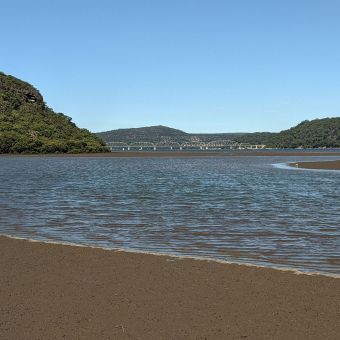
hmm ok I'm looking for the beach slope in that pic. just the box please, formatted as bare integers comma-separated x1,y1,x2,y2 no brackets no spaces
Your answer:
0,236,339,339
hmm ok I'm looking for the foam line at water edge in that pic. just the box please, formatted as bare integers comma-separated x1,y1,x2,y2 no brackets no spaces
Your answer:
1,233,339,280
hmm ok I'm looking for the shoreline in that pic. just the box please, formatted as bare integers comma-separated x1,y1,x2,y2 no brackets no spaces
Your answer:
2,234,339,279
1,150,340,157
289,159,340,170
1,235,339,339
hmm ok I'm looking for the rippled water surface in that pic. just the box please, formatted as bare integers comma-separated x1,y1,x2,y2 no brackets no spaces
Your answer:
0,155,339,275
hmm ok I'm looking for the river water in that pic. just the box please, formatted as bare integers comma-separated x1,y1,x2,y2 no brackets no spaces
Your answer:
0,155,339,275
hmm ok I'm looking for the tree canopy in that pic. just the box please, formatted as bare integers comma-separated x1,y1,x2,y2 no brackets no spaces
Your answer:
0,72,107,154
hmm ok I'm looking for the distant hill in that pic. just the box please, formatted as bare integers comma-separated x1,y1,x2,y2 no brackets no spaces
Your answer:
0,72,107,153
97,125,189,143
224,118,340,147
98,118,340,148
97,125,250,144
235,118,340,148
271,118,340,148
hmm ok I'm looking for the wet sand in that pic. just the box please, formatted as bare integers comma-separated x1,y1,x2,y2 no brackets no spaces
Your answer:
1,150,340,157
289,160,340,170
1,236,339,339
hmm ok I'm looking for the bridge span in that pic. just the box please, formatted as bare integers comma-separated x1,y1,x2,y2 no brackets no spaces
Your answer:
106,140,266,151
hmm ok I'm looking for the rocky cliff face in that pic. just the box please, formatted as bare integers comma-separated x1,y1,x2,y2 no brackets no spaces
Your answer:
0,72,43,106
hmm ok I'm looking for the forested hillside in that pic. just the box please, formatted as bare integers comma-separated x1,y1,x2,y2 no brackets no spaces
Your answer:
0,72,107,153
97,125,189,143
97,125,251,143
98,118,340,148
272,118,340,148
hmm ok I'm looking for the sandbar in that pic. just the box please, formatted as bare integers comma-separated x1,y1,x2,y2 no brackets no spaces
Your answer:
289,160,340,170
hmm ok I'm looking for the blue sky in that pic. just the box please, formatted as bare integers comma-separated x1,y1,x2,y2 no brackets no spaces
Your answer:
1,0,339,133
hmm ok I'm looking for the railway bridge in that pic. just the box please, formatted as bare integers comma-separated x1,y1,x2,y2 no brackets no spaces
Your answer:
106,140,266,151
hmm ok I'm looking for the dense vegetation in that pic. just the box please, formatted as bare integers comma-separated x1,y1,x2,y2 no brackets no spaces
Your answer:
234,118,340,148
269,118,340,148
98,118,340,148
0,72,107,154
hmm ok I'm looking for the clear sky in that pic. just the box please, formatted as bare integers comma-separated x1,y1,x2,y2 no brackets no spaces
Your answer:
1,0,339,133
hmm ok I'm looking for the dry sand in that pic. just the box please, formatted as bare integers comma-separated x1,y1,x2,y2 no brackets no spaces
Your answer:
289,160,340,170
1,236,339,339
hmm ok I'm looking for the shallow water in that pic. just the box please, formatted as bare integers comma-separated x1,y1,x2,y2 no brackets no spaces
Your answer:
0,155,339,275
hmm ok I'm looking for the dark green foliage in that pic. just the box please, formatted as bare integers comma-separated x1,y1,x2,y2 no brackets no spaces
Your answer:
236,118,340,148
236,119,340,148
0,72,107,154
269,118,340,148
233,132,276,145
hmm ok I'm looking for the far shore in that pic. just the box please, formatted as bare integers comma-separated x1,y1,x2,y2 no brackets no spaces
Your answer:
1,150,340,157
0,235,339,339
289,160,340,170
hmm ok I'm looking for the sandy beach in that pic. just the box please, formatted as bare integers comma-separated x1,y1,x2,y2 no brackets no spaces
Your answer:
0,236,339,339
289,160,340,170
